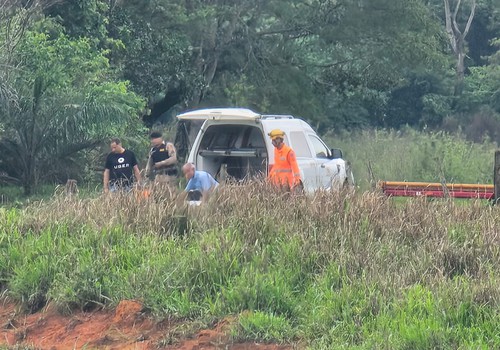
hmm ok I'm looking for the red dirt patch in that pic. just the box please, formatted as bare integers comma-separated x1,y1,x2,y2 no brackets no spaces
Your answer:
0,300,291,349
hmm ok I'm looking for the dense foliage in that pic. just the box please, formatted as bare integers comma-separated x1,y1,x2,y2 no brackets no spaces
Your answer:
1,2,500,347
1,0,500,192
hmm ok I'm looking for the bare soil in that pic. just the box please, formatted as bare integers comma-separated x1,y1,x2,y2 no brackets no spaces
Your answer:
0,300,291,350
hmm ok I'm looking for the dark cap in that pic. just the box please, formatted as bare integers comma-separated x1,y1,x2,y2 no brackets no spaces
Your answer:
150,131,162,139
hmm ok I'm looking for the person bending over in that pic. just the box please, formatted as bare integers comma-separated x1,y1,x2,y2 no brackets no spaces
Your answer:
182,163,218,198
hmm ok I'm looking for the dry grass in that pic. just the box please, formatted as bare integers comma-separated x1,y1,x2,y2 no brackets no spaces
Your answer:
19,183,500,288
3,183,500,348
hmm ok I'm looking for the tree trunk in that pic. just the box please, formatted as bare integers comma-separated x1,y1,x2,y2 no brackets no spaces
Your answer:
455,40,465,95
443,0,476,96
23,162,35,196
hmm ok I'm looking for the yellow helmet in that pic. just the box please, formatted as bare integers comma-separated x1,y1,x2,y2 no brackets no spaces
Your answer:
268,129,285,140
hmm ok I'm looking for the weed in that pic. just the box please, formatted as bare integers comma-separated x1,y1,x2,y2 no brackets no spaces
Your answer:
232,311,293,343
1,182,500,348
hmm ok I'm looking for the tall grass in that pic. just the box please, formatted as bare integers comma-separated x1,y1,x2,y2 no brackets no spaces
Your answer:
1,183,500,348
1,128,496,202
326,129,497,190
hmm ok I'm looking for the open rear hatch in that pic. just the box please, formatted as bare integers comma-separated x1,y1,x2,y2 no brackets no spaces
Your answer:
175,108,267,181
174,108,261,162
197,124,268,181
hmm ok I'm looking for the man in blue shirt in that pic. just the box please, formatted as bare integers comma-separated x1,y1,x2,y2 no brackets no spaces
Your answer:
182,163,218,194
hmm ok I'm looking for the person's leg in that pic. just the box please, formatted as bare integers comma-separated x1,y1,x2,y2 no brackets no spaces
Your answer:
109,183,133,194
124,184,133,193
165,175,178,188
152,174,177,198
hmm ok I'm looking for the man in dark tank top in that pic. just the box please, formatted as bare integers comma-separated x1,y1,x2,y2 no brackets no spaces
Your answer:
146,131,178,186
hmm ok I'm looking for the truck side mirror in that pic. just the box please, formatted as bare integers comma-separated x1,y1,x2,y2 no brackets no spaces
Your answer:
330,148,343,159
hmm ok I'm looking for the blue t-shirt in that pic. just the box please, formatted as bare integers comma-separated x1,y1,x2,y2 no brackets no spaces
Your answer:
185,170,218,192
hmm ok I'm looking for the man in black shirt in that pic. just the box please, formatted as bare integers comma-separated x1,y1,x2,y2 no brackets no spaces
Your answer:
103,138,142,193
145,131,178,186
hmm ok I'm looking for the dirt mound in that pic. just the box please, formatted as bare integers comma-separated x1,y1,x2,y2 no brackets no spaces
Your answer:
0,300,290,349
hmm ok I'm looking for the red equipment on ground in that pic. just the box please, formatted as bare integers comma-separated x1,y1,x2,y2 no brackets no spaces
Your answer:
379,181,494,200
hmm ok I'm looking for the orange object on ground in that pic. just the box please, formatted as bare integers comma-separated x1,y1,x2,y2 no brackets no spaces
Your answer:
269,144,302,188
135,188,151,201
141,189,151,199
378,181,494,199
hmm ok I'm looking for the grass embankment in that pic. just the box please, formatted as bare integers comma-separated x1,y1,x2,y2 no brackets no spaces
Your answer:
1,184,500,349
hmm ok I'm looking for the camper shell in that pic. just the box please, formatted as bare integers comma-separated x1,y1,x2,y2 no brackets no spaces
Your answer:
176,108,354,192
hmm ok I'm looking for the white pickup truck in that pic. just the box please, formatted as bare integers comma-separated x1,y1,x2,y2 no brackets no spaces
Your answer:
176,108,354,192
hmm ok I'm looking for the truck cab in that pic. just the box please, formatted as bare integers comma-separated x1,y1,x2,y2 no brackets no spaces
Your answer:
176,108,354,192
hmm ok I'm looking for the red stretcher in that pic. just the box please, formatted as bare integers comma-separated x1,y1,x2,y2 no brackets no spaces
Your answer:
378,181,494,200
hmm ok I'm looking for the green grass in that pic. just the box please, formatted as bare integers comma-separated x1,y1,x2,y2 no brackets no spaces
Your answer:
3,128,497,203
0,185,55,207
232,311,294,343
0,183,101,208
1,183,500,348
326,128,497,190
1,128,500,348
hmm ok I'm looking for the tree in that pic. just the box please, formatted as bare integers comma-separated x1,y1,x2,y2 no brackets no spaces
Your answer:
443,0,477,95
0,23,143,194
43,0,109,42
309,0,450,128
36,0,454,129
462,39,500,111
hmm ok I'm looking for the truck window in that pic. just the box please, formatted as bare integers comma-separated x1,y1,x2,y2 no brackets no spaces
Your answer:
290,131,313,158
245,127,266,149
308,135,329,159
199,125,265,150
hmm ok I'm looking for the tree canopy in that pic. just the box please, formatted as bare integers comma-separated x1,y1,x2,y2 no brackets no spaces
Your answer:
1,0,500,192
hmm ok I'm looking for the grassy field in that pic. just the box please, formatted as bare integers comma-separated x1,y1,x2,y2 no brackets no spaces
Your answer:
2,127,497,205
1,129,499,348
326,128,496,190
1,181,500,349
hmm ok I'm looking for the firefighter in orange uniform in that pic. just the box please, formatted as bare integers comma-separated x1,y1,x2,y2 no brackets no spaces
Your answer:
268,129,302,190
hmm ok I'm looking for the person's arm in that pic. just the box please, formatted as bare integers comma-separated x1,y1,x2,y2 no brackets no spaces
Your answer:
154,142,177,168
267,165,273,179
288,150,301,187
145,149,154,178
268,149,277,180
185,178,194,191
129,151,141,185
133,165,142,185
103,169,110,193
